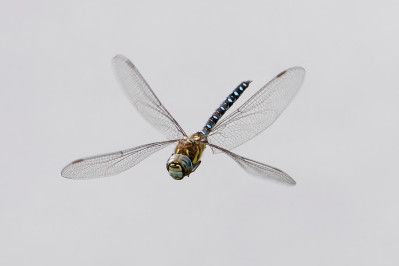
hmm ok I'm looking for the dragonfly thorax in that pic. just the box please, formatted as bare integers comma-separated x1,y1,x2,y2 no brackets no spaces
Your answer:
166,154,193,180
166,133,207,180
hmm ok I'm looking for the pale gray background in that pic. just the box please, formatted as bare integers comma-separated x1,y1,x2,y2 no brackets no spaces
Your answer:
1,0,398,265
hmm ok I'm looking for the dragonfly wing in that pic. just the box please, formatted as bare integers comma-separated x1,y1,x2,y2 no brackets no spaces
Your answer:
61,140,178,179
205,143,296,185
113,55,187,140
207,67,305,152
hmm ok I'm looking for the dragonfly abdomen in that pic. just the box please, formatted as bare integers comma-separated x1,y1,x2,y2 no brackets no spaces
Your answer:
200,81,251,136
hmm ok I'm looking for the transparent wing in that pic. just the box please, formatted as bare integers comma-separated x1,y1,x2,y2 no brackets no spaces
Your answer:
113,55,186,140
61,140,178,179
208,67,305,152
205,143,296,185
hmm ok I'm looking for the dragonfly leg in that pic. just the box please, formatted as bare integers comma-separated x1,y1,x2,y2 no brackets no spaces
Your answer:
192,160,202,173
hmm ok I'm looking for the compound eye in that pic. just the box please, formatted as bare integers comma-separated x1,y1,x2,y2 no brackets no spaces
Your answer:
168,163,184,180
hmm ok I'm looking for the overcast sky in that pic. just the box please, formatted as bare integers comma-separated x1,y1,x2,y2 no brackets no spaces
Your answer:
1,0,398,265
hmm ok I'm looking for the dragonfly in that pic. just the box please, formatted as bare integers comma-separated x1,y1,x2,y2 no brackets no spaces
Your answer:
61,55,305,185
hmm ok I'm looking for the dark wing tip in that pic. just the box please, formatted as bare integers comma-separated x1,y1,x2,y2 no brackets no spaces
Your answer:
60,165,71,178
112,54,137,69
277,66,306,79
61,158,83,179
113,54,128,62
276,70,287,78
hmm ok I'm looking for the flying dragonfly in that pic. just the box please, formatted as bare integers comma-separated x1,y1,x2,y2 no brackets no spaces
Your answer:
61,55,305,185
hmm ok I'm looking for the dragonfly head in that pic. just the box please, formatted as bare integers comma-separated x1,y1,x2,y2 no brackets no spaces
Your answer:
166,154,193,180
